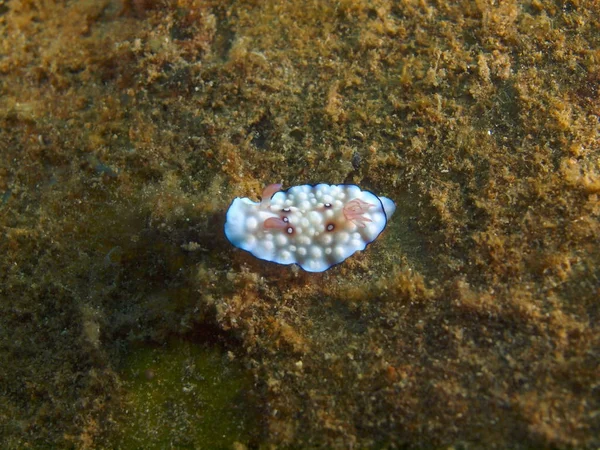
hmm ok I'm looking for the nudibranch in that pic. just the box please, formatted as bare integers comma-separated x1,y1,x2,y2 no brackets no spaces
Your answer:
224,184,396,272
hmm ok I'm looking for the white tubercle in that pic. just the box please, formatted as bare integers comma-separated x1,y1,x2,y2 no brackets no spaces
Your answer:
224,184,395,272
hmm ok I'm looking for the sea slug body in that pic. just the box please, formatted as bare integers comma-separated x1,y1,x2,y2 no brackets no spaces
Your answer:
224,184,396,272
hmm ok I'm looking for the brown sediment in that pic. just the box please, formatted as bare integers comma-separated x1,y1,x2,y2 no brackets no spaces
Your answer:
0,0,599,448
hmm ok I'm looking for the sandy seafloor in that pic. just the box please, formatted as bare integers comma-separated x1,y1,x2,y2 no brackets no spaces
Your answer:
1,0,599,448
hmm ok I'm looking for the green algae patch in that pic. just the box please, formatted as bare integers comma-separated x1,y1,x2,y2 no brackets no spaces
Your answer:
111,339,258,449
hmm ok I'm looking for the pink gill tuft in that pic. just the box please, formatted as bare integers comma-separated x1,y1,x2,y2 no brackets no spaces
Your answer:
343,198,374,228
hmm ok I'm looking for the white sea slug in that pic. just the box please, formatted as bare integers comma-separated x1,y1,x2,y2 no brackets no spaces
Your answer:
224,184,396,272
